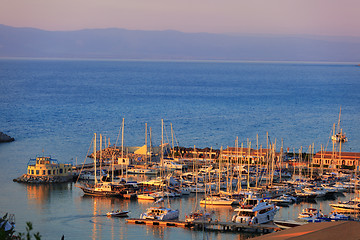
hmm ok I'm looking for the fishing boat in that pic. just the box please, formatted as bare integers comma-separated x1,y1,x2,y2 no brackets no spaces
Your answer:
231,198,279,224
140,207,179,220
106,210,129,217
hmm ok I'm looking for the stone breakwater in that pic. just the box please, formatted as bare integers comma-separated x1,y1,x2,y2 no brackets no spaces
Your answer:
13,174,74,183
0,132,15,142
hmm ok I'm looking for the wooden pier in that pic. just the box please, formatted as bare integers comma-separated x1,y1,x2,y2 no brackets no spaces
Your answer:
126,218,191,228
126,218,279,233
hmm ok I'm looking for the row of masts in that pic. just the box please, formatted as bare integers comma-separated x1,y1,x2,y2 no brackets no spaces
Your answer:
88,115,349,189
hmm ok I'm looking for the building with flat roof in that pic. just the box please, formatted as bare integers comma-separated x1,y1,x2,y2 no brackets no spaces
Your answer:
312,151,360,170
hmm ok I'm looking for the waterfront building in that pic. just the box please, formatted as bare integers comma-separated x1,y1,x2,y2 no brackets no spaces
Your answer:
312,151,360,170
221,147,281,164
27,156,73,177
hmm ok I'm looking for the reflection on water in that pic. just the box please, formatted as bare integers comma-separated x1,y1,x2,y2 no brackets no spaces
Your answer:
26,183,73,210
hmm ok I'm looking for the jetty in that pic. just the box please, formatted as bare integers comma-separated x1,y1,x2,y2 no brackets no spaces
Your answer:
126,218,279,233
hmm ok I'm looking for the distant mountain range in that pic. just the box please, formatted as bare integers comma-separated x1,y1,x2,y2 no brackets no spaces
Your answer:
0,24,359,62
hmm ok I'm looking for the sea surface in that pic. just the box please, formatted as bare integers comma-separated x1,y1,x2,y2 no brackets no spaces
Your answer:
0,59,360,239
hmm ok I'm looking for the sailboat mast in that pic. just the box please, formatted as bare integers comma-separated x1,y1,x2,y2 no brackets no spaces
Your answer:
100,134,102,181
171,123,174,159
161,119,164,168
94,133,97,184
121,118,124,161
247,140,251,190
219,146,222,192
145,123,148,164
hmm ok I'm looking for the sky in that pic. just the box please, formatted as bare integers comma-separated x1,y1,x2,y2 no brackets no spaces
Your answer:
1,0,360,37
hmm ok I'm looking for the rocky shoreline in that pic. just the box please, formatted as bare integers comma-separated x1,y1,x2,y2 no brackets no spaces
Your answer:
0,132,15,142
13,174,74,183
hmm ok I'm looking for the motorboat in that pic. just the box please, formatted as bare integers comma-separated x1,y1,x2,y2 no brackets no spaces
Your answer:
329,211,351,221
274,219,308,229
185,210,214,222
140,207,179,220
270,195,297,206
330,197,360,213
232,198,279,224
106,210,129,217
137,192,162,201
200,196,238,206
298,208,325,222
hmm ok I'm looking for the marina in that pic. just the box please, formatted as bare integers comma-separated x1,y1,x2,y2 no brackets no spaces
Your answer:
1,60,360,240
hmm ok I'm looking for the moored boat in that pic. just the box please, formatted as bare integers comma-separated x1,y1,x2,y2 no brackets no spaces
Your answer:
185,210,214,222
232,197,279,224
200,196,238,206
274,219,308,229
140,207,179,220
329,197,360,213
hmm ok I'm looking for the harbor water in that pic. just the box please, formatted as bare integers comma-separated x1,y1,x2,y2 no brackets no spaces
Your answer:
1,59,360,239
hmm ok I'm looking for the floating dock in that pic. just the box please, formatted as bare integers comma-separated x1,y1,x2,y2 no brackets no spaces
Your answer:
126,218,279,233
126,218,190,228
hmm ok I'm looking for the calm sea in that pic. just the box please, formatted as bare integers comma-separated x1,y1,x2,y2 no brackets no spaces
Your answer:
0,59,359,239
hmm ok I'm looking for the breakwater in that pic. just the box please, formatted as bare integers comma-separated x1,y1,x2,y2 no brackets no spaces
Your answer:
13,174,74,183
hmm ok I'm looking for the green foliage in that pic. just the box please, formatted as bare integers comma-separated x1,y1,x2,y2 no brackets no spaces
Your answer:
0,214,41,240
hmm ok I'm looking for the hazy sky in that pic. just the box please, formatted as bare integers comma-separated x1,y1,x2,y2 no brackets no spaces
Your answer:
1,0,360,36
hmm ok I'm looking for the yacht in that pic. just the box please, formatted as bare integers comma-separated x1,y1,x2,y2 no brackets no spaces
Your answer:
140,207,179,220
270,195,297,206
232,197,279,224
200,196,238,206
330,197,360,213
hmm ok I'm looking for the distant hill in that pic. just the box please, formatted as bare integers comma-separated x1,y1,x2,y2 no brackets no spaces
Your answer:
0,24,359,62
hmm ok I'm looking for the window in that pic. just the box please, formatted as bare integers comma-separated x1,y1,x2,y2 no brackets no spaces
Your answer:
28,169,31,174
31,170,34,174
36,170,39,175
42,170,46,175
53,170,56,174
60,169,63,174
48,170,51,175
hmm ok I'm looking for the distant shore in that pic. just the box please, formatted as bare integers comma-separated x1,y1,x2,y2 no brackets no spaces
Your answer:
0,132,14,142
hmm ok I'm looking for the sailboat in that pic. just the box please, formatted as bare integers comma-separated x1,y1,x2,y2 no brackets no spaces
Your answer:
139,120,179,221
76,133,123,197
331,107,348,143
